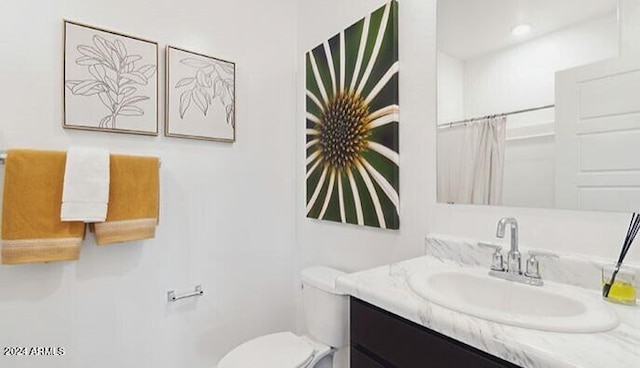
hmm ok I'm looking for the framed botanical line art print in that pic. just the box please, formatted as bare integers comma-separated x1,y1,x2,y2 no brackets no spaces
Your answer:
165,46,236,142
63,20,159,135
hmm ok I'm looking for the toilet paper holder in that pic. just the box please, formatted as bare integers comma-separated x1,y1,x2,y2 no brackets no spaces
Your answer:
167,285,204,302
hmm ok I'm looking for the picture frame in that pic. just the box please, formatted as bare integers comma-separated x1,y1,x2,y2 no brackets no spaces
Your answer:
63,20,159,136
165,46,236,142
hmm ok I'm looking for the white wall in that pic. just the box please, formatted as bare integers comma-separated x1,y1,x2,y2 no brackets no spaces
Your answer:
0,1,297,368
436,51,464,125
620,0,640,58
463,15,618,118
502,137,556,208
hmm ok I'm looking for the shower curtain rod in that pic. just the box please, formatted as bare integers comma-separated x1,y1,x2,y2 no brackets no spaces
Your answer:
438,104,555,129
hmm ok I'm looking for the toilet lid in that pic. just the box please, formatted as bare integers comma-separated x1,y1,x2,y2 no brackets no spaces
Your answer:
218,332,314,368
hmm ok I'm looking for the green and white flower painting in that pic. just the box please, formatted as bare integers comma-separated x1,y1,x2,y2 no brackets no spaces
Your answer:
306,1,399,230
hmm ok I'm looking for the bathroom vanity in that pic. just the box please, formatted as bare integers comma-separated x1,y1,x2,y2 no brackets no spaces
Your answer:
351,297,518,367
337,235,640,368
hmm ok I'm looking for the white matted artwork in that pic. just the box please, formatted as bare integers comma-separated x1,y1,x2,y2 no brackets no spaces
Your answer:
64,21,158,135
165,46,236,142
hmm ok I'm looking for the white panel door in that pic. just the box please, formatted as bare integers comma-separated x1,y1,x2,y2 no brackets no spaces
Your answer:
556,57,640,211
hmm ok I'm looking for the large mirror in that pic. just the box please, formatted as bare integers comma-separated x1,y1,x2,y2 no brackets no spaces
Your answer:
437,0,640,212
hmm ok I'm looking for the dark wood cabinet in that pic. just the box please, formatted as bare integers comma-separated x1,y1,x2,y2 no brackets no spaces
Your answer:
351,348,388,368
350,297,521,368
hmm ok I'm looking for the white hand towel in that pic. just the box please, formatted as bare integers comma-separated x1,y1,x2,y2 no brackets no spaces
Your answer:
61,147,110,222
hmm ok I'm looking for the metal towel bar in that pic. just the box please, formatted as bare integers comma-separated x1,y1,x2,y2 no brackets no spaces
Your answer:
0,151,161,167
167,285,204,302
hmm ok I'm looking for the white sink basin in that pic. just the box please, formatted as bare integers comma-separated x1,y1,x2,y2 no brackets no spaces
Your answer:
408,268,619,333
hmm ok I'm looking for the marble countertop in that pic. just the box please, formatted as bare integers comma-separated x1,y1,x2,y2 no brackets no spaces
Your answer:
336,235,640,368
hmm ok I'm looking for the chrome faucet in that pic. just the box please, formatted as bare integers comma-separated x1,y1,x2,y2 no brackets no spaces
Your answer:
496,217,520,274
478,217,557,287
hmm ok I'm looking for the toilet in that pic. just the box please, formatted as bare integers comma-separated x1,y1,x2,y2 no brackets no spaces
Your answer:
217,266,348,368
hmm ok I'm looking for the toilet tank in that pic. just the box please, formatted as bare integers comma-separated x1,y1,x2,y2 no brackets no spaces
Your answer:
300,267,348,348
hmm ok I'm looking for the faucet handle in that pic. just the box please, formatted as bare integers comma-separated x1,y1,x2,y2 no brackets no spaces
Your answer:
525,250,559,279
478,243,505,272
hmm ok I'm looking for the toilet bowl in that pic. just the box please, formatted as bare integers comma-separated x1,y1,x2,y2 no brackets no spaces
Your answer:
217,267,348,368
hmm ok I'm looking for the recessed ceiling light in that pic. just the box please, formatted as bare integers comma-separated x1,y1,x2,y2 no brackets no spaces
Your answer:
511,24,531,37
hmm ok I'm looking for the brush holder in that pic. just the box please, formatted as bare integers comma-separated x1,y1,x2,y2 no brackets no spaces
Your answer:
602,264,637,306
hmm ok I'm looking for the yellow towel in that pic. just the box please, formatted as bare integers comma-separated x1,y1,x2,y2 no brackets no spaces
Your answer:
93,154,159,245
1,149,85,265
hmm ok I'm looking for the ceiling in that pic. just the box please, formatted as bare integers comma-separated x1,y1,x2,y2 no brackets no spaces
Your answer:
437,0,618,60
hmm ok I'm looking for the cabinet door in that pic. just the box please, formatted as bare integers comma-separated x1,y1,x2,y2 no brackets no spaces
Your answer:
352,347,390,368
351,298,520,368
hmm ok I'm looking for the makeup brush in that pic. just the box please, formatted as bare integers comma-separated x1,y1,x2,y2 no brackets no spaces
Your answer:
603,212,640,298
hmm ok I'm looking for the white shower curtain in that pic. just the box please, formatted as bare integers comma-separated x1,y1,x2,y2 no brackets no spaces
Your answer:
437,116,507,205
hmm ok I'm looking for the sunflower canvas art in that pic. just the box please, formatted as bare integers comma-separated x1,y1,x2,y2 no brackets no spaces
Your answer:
305,1,399,230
